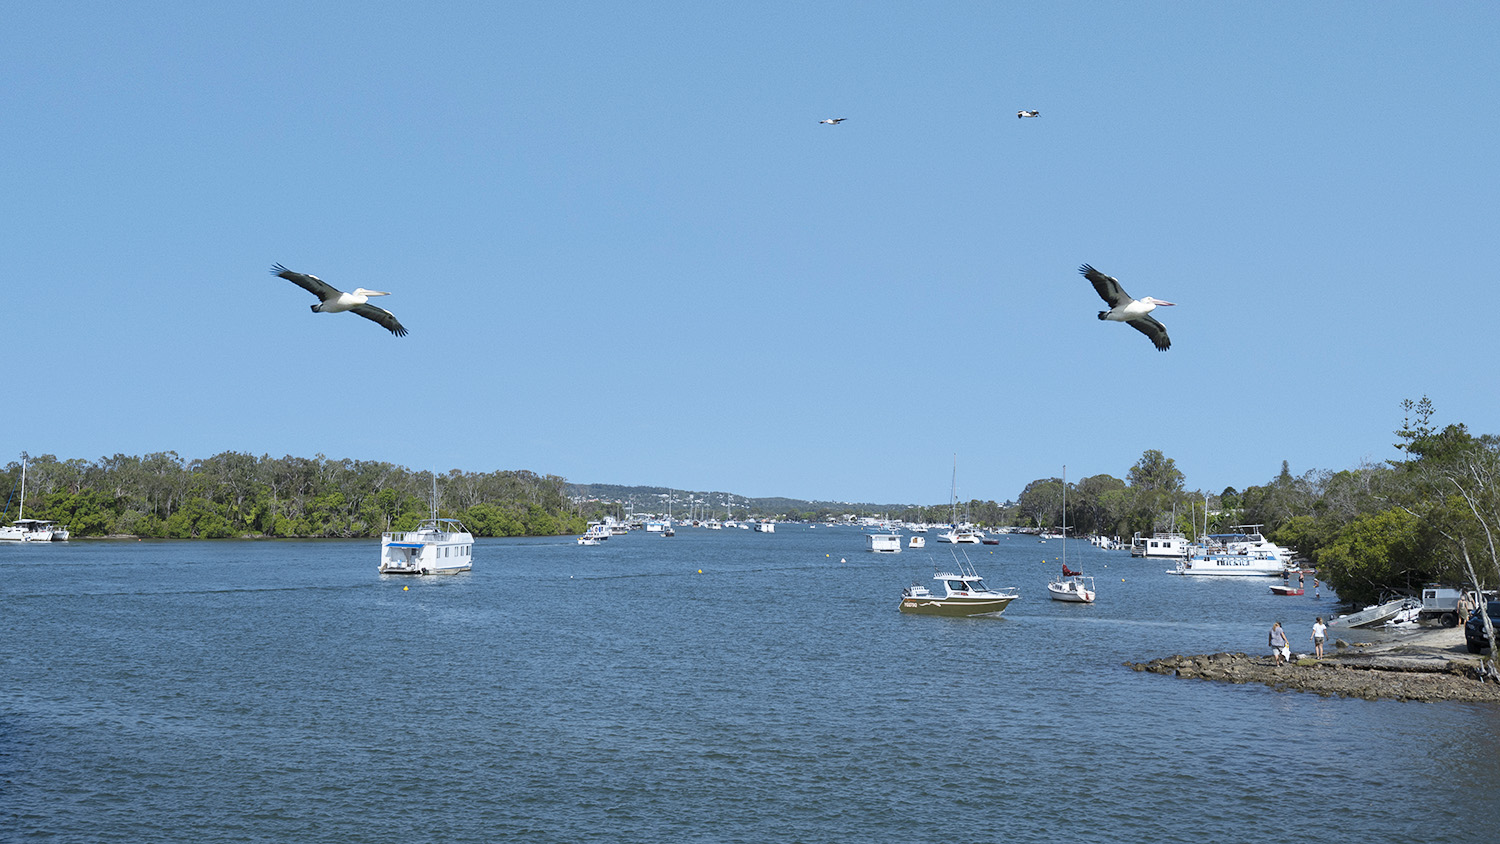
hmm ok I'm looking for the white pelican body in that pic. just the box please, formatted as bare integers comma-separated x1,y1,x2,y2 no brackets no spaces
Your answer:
819,117,847,125
272,264,408,336
1080,264,1173,351
315,288,386,314
1017,109,1040,119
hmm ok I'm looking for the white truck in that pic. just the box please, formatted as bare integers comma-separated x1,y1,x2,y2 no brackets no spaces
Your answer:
1419,584,1470,627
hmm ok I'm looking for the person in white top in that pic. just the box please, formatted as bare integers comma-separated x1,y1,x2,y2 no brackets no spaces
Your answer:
1311,617,1328,658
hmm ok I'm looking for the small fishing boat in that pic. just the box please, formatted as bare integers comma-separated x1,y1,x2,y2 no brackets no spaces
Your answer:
1269,584,1303,596
577,536,600,546
898,557,1019,617
1328,596,1420,629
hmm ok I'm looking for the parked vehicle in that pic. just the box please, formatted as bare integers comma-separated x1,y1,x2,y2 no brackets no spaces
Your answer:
1464,597,1500,654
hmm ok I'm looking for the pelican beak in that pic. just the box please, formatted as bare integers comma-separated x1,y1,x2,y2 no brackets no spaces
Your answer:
1153,299,1176,307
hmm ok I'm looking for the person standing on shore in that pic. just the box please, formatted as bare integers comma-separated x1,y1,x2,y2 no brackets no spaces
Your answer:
1457,592,1473,625
1269,621,1291,665
1311,617,1327,658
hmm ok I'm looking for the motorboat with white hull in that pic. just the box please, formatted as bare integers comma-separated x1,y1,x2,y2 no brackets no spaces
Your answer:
1169,550,1285,577
908,535,925,549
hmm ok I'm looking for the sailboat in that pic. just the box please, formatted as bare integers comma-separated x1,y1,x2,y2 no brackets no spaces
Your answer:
0,456,65,542
936,457,983,543
1046,465,1096,603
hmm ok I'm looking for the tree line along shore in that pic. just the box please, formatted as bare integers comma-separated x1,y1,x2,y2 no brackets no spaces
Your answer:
1,452,590,540
6,397,1500,615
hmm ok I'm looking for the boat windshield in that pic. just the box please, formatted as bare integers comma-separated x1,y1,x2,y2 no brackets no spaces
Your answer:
968,580,988,592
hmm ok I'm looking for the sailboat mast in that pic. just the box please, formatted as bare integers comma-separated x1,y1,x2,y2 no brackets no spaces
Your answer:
950,455,958,526
1062,464,1066,570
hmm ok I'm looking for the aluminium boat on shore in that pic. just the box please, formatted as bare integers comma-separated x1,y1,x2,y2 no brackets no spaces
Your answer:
1328,596,1421,629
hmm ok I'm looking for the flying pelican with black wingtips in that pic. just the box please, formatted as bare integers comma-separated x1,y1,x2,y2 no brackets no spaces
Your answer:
818,117,847,125
1017,109,1040,119
271,264,408,337
1080,264,1173,351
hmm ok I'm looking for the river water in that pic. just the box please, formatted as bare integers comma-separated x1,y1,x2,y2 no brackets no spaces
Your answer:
4,527,1497,842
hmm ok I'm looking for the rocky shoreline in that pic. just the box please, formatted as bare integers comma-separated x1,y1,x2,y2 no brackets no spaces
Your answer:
1127,627,1500,703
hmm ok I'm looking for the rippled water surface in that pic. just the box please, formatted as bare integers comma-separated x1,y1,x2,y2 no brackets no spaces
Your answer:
5,529,1498,842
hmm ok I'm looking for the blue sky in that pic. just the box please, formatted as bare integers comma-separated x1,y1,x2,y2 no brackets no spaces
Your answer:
4,2,1497,504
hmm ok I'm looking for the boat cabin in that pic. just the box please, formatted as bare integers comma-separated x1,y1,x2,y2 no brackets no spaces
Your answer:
380,518,474,575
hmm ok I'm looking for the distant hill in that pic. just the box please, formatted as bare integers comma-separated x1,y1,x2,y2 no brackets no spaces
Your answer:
565,482,916,519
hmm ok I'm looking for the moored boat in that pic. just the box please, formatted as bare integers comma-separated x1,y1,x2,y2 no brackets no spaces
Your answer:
380,517,474,574
908,535,925,549
0,518,57,542
1269,584,1303,596
898,558,1019,617
1169,549,1285,577
379,480,473,575
1047,572,1096,603
867,533,902,553
1045,467,1094,603
1,458,65,542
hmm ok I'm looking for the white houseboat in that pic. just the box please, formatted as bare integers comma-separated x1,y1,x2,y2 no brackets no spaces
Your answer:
380,516,474,575
1136,532,1190,558
867,533,902,553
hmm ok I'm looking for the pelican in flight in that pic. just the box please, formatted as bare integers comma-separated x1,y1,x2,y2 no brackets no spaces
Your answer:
271,264,408,337
1080,264,1173,351
1017,110,1040,119
819,117,847,125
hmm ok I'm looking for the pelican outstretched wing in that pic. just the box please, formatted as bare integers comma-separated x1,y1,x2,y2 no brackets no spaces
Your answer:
1127,315,1170,351
351,303,408,337
272,263,340,302
1080,264,1131,309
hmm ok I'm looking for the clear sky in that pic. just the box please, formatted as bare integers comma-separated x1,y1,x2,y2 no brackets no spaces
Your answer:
4,2,1497,505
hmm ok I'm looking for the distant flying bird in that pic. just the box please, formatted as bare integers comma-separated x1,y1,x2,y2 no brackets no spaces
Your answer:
1080,264,1174,351
271,264,408,337
1017,110,1040,119
818,117,847,125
